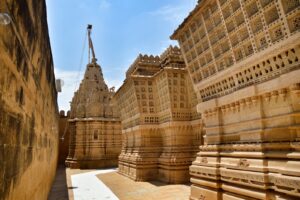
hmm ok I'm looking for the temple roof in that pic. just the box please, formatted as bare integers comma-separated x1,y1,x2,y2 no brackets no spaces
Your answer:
70,61,117,119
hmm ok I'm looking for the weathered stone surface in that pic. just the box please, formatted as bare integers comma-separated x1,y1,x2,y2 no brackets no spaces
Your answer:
171,0,300,199
115,46,203,183
66,58,122,169
0,0,59,199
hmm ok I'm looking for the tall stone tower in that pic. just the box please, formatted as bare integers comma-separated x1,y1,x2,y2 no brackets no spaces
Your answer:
115,46,203,183
66,25,122,169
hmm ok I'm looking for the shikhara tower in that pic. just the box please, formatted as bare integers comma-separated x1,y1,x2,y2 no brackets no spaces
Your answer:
66,25,122,169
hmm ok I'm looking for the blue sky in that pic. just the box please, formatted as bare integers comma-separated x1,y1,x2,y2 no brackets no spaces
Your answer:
46,0,197,111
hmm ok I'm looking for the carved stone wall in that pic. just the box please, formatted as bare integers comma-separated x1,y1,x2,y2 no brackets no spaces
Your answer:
0,0,59,199
115,46,203,183
66,61,122,169
171,0,300,199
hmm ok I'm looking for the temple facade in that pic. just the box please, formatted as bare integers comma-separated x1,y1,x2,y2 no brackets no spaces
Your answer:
114,46,203,183
171,0,300,199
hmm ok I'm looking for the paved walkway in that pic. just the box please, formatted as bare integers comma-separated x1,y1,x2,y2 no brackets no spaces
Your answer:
49,167,190,200
97,172,190,200
48,166,69,200
71,169,119,200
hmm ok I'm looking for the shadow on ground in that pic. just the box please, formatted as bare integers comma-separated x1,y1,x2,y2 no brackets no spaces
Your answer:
48,165,69,200
97,172,190,200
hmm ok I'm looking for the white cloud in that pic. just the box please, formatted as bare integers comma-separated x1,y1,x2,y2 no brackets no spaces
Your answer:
55,67,84,112
148,1,197,26
105,78,123,91
99,0,111,10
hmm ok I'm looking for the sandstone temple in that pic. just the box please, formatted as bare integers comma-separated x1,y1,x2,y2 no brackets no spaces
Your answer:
0,0,299,200
115,46,203,183
171,0,300,199
65,25,122,169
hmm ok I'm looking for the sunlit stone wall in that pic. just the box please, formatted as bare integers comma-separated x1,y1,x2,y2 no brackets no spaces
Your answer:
0,0,59,199
171,0,300,199
115,46,203,183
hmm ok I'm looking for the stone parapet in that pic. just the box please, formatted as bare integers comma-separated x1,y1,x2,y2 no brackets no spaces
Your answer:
126,54,161,78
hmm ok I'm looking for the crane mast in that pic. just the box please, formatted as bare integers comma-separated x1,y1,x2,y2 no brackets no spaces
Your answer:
87,24,97,63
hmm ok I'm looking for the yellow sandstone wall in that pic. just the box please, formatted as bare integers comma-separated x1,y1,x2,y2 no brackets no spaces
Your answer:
58,111,70,165
0,0,59,199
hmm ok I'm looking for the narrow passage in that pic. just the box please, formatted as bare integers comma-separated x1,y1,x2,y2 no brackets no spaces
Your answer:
48,166,69,200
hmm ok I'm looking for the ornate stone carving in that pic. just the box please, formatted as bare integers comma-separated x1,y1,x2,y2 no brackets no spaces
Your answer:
264,92,271,102
271,91,279,102
279,88,288,101
201,157,208,164
66,44,121,169
237,159,250,168
115,46,203,183
171,0,300,199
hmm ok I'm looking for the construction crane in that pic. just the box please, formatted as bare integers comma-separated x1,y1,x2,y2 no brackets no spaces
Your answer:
87,24,97,63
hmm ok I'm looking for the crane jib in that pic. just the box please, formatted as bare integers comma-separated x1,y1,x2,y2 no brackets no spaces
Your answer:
87,24,97,63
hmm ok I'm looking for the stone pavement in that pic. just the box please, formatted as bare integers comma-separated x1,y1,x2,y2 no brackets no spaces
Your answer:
49,167,190,200
71,169,118,200
48,166,69,200
96,172,190,200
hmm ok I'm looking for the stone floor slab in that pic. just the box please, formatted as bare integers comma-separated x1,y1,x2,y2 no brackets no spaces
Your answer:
70,169,118,200
96,171,190,200
50,168,191,200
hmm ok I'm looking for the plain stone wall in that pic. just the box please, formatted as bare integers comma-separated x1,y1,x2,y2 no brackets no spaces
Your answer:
0,0,59,199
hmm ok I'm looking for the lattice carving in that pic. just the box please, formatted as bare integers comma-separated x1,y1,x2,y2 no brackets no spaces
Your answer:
231,0,241,12
282,0,300,14
199,46,300,101
246,2,259,18
260,0,273,8
264,6,279,25
270,26,284,42
288,14,300,33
